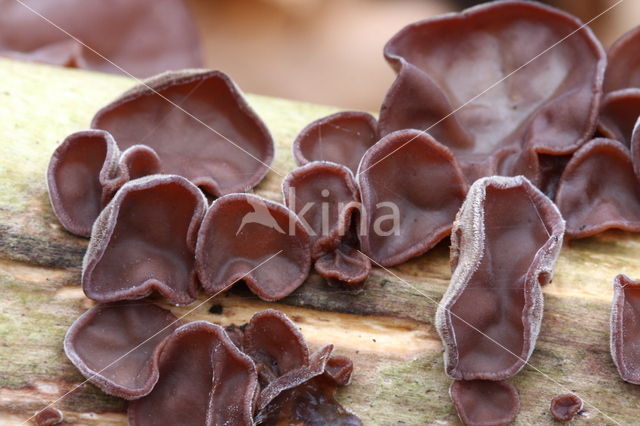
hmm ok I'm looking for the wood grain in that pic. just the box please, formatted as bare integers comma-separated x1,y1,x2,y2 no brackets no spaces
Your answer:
1,59,640,425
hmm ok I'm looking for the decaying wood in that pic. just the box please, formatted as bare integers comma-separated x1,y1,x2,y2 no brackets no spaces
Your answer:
1,58,640,425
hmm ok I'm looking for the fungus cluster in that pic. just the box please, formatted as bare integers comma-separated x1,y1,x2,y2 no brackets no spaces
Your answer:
46,69,360,424
64,304,359,425
39,0,640,423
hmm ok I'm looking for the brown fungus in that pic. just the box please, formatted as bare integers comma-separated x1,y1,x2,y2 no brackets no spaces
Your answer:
242,309,310,385
604,25,640,93
314,243,371,289
550,394,583,422
63,301,180,399
0,0,202,76
379,0,605,185
92,70,274,196
610,274,640,384
128,321,258,426
597,89,640,146
450,380,520,426
555,139,640,239
282,161,360,258
34,407,63,426
293,111,378,174
256,374,362,426
436,176,564,380
242,310,360,425
196,194,311,301
47,130,126,237
358,129,467,267
82,175,207,305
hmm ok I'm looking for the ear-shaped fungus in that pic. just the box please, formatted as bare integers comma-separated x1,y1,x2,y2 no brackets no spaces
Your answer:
35,407,64,426
47,130,126,237
450,380,520,426
604,26,640,93
243,310,361,425
610,274,640,384
196,194,311,301
63,301,180,399
436,176,564,380
555,139,640,238
293,111,378,174
282,161,360,258
128,321,258,426
379,0,605,184
314,243,371,289
0,0,202,76
243,309,310,384
550,394,583,422
358,129,467,267
598,90,640,146
91,70,274,196
82,175,207,305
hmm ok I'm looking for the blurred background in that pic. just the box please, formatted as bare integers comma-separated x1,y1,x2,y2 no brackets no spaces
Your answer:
185,0,639,110
1,0,638,110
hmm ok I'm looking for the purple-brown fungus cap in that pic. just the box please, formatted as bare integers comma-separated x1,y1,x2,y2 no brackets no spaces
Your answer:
196,194,311,301
550,394,583,422
556,138,640,238
436,176,564,380
450,380,520,426
598,89,640,146
47,130,126,237
314,243,371,289
242,310,361,425
604,25,640,93
128,321,258,426
282,161,360,258
82,175,207,305
379,0,605,185
610,274,640,384
293,111,378,174
358,129,467,267
63,301,180,399
34,407,63,426
92,70,274,197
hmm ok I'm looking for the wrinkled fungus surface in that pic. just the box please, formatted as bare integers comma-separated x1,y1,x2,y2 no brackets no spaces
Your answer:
556,139,640,238
282,161,360,258
47,130,125,237
550,394,583,422
598,89,640,146
379,0,605,184
196,194,311,301
604,25,640,93
64,301,180,399
82,175,207,305
436,176,564,380
611,274,640,384
0,0,202,76
358,129,467,267
129,321,258,426
450,380,520,426
293,111,378,174
92,70,274,196
242,310,360,425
